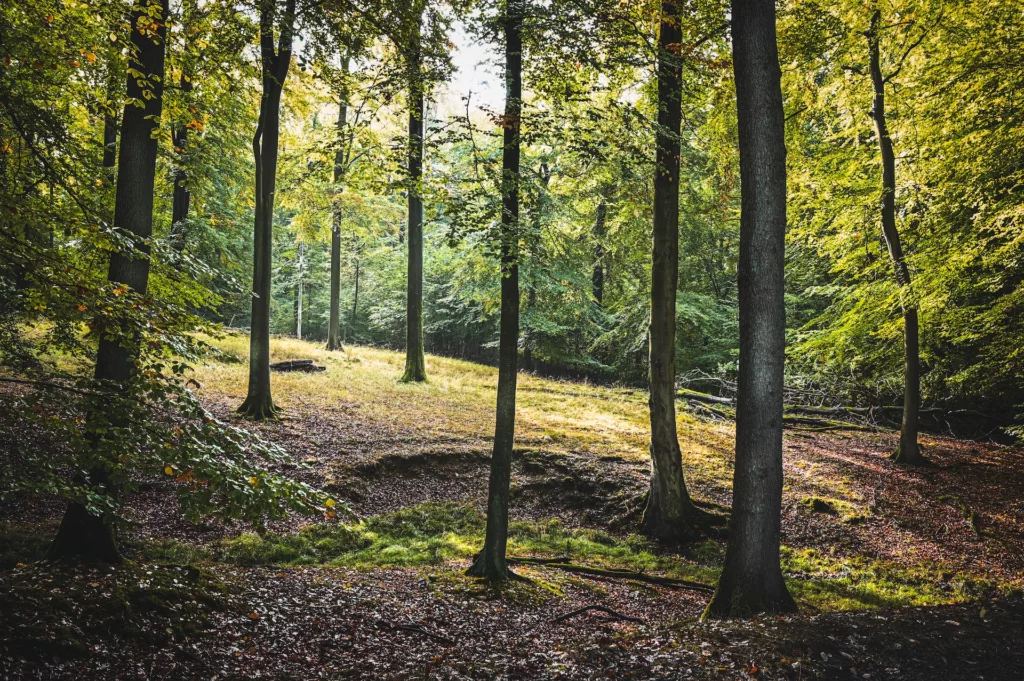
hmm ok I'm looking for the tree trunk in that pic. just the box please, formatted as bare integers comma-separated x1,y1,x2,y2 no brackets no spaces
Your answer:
704,0,797,618
327,59,349,351
867,9,925,466
642,0,702,543
49,0,168,563
239,0,295,420
401,18,427,383
348,257,359,342
468,0,523,581
170,71,192,251
592,199,606,306
296,241,303,339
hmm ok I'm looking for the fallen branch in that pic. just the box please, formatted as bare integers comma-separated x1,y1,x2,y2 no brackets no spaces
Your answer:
507,558,715,593
390,623,455,646
553,604,644,624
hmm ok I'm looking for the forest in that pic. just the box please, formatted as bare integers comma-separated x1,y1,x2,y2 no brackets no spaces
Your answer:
1,0,1022,678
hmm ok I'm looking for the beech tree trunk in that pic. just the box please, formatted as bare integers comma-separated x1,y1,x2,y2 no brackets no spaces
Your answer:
239,0,295,420
704,0,797,617
592,199,606,306
327,58,349,351
49,0,168,563
348,257,359,342
170,71,192,251
401,16,427,383
867,9,924,465
643,0,702,543
468,0,523,581
296,241,303,339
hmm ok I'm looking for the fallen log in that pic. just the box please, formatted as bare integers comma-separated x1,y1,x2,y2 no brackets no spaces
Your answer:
270,359,326,373
677,389,734,405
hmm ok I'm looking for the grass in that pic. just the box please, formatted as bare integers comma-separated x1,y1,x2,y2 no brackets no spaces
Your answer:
191,333,734,487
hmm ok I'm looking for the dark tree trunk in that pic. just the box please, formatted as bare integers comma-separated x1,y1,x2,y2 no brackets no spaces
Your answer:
49,0,168,563
170,70,192,251
867,9,924,466
327,58,349,351
704,0,797,618
239,0,295,420
401,18,427,383
643,0,702,543
592,199,606,306
468,0,523,581
102,113,117,180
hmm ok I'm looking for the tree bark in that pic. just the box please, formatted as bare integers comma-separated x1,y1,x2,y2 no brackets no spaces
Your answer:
296,241,303,339
327,58,349,351
401,14,427,383
239,0,295,420
643,0,702,543
170,70,192,251
49,0,169,563
867,8,925,465
348,257,359,342
592,199,606,306
704,0,797,617
468,0,523,581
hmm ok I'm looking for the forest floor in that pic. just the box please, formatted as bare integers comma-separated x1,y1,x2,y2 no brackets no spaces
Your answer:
2,333,1023,680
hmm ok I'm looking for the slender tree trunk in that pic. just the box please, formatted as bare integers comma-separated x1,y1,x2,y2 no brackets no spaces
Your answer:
592,199,607,306
296,241,303,339
704,0,796,618
49,0,168,563
239,0,295,420
468,0,523,581
327,59,349,351
643,0,702,543
867,9,924,465
170,71,192,251
401,18,427,382
348,257,359,342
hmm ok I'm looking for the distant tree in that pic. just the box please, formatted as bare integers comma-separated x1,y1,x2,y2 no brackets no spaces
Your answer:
704,0,797,617
326,55,350,351
468,0,524,581
239,0,297,419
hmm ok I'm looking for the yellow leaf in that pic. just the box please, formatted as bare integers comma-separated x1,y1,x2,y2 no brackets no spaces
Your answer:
164,466,174,475
325,499,335,508
110,32,117,42
85,52,96,64
249,476,259,486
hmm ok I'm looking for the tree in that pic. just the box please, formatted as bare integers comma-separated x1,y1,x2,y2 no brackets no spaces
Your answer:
326,56,349,351
468,0,524,581
704,0,797,617
866,6,924,465
642,0,702,542
400,0,428,383
49,0,170,561
239,0,297,420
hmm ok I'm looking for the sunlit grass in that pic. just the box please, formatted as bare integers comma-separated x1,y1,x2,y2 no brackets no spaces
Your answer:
192,333,734,486
130,502,1011,612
